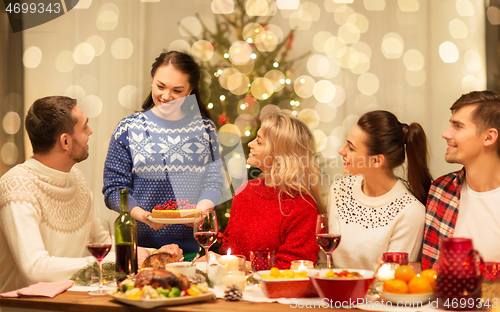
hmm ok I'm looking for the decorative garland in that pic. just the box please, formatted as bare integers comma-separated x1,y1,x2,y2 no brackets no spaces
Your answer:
71,262,214,288
70,261,124,286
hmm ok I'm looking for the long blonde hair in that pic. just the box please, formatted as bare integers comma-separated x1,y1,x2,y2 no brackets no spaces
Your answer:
259,113,324,213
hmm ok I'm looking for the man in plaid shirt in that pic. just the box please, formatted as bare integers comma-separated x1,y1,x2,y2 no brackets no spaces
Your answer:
422,91,500,270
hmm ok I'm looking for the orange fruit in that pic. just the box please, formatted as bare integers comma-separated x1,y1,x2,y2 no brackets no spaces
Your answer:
383,279,409,294
408,276,433,294
419,269,437,291
394,265,415,283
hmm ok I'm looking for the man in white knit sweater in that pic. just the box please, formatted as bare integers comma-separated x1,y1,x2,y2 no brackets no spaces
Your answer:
0,96,181,293
0,96,112,293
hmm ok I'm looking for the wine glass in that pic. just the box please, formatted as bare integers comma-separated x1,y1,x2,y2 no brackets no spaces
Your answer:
87,222,113,296
193,210,218,270
316,214,341,269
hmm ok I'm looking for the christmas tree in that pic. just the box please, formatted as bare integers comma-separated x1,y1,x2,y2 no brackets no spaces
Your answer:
180,0,310,235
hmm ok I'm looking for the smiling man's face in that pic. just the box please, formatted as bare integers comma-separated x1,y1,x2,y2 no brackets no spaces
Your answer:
442,105,484,165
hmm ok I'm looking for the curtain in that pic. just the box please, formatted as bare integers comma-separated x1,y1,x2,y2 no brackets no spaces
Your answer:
0,7,24,176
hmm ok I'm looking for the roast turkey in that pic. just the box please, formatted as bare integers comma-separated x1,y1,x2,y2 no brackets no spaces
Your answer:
134,268,190,291
141,252,178,269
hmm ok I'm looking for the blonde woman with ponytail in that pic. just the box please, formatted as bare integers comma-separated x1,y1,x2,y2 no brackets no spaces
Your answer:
329,110,433,271
221,113,324,269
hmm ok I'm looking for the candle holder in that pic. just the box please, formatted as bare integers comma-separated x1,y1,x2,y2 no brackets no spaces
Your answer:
222,270,246,292
221,255,247,292
290,260,314,271
249,249,275,273
219,254,246,271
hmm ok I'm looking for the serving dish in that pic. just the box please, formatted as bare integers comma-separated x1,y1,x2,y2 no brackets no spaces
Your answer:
254,270,317,298
107,290,215,309
147,216,202,225
308,269,375,302
378,291,435,305
165,262,197,276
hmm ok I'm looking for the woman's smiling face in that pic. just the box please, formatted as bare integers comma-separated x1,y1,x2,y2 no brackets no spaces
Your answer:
151,64,192,120
338,124,372,175
247,129,271,172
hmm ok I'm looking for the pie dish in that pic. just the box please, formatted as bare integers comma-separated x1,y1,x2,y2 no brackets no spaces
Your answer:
147,216,202,225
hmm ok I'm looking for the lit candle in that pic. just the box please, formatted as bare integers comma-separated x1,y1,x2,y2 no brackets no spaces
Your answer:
290,260,314,271
218,248,239,271
376,263,395,281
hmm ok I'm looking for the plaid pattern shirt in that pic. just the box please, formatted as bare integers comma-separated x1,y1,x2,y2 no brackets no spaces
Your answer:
422,168,465,270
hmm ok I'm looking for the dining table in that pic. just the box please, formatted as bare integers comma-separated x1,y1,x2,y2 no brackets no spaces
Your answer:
3,284,500,312
0,289,335,312
2,259,498,312
4,290,499,312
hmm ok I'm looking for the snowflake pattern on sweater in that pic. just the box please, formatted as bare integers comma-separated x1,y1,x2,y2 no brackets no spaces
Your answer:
103,111,224,253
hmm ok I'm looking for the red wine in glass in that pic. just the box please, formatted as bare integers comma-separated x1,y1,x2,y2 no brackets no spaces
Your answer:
193,210,218,279
87,243,112,262
316,214,341,269
87,241,112,296
195,231,217,248
316,234,341,253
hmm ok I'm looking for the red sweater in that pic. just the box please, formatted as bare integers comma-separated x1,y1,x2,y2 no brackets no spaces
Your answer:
221,179,320,269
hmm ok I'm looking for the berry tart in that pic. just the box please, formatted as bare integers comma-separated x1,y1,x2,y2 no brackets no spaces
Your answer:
151,200,201,219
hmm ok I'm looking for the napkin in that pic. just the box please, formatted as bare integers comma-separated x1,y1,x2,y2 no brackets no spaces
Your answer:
1,280,74,298
211,284,323,305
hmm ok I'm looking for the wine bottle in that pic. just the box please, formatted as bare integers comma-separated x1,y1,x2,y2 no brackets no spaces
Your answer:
114,189,138,282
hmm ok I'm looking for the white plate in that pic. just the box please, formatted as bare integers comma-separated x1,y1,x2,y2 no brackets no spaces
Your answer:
379,291,435,305
147,216,202,225
108,291,215,309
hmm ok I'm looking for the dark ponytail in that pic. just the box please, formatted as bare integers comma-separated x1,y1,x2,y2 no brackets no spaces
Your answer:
142,51,211,119
357,110,432,204
404,123,433,204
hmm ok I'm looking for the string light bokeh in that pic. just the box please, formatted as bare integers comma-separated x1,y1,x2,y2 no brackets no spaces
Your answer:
2,0,497,225
12,1,491,164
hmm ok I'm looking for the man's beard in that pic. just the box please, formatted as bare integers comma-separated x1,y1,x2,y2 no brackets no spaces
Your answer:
70,143,89,163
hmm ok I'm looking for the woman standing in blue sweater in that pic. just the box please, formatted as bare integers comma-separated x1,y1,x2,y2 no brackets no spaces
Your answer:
103,51,224,261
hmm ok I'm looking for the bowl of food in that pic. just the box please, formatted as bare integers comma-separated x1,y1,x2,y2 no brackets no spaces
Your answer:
308,269,375,302
377,266,436,305
254,268,318,298
165,262,197,277
378,291,435,305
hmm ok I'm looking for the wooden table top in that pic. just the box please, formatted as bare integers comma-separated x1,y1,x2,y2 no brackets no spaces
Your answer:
0,290,336,311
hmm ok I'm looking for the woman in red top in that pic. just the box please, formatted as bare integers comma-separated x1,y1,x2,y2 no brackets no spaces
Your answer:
221,113,324,269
